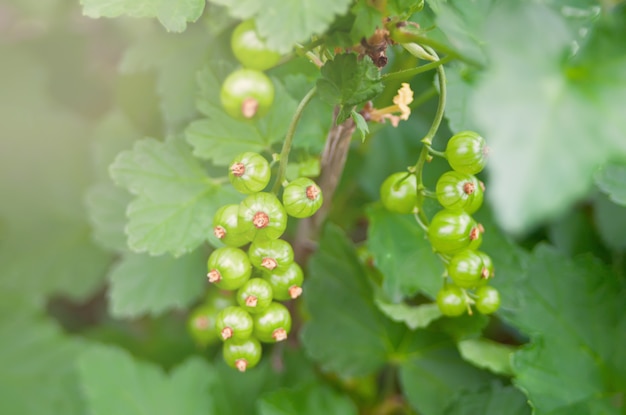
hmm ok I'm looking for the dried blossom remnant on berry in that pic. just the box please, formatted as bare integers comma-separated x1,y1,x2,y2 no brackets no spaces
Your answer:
463,182,476,195
272,328,288,342
241,97,259,118
245,296,258,307
214,226,226,239
306,185,320,201
366,83,414,127
235,359,248,372
221,327,233,340
207,270,221,283
261,257,277,270
253,212,269,228
288,285,303,299
231,162,245,177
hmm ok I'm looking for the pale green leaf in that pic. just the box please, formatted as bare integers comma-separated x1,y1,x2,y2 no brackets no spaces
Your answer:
444,382,531,415
109,137,239,256
471,3,626,234
367,205,443,299
208,0,352,53
77,345,214,415
592,192,626,251
80,0,205,32
258,382,358,415
375,300,442,330
458,338,515,376
108,249,206,318
595,161,626,206
85,182,132,252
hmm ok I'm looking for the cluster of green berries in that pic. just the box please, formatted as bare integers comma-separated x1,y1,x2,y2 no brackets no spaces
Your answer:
190,150,322,372
220,19,280,121
380,131,500,317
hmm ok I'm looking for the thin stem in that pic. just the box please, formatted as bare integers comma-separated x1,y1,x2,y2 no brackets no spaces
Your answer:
381,55,453,82
421,47,447,146
426,146,446,158
422,188,437,199
272,86,317,194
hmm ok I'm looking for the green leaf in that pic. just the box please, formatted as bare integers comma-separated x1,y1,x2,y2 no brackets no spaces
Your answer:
0,300,86,415
367,205,443,299
349,2,383,44
444,64,481,133
258,382,358,415
85,182,132,252
80,0,205,32
109,137,240,256
375,300,442,330
120,28,212,130
77,345,214,415
596,161,626,206
470,3,626,234
443,382,531,415
108,249,206,318
508,245,626,413
592,192,626,251
317,54,384,110
351,109,369,142
208,0,352,53
186,78,296,165
399,340,497,415
457,338,515,376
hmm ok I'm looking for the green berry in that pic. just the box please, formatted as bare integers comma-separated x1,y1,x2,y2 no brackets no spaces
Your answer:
435,171,484,214
253,302,292,343
474,286,500,314
238,192,287,242
223,337,262,372
263,262,304,301
380,172,418,214
231,19,282,71
248,239,294,272
228,152,271,194
282,178,323,218
215,306,254,341
427,210,481,255
220,68,274,120
213,204,250,247
447,250,493,288
445,131,488,175
207,247,252,290
436,285,467,317
187,304,219,347
236,278,273,314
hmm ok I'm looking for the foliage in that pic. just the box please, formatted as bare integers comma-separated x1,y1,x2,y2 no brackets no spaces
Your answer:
1,0,625,414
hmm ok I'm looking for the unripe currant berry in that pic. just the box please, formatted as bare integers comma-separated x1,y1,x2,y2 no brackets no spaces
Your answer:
212,204,250,247
238,192,287,242
220,69,274,120
263,261,304,301
228,152,271,194
445,131,489,175
187,304,219,347
447,250,494,288
223,337,262,372
282,178,323,218
435,171,484,214
436,284,467,317
248,239,294,272
474,285,500,314
379,172,418,214
253,302,292,343
230,20,282,71
206,247,252,290
236,278,273,314
427,210,481,255
215,306,254,341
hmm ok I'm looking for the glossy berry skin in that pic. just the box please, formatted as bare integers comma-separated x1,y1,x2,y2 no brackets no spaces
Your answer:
220,68,274,121
231,20,282,71
253,302,292,343
212,204,250,247
282,178,323,218
427,210,481,255
436,285,467,317
187,304,220,347
236,278,273,314
228,152,271,194
447,250,493,288
474,286,500,314
445,131,488,175
215,306,254,341
436,171,484,214
238,192,287,242
223,337,262,372
207,247,252,290
380,172,418,214
248,239,294,272
263,262,304,301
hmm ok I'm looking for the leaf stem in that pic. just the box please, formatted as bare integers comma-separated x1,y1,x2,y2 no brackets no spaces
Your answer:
271,86,317,194
381,55,453,82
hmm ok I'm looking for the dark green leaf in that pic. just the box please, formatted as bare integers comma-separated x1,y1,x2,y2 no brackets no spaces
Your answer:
375,300,442,330
367,204,443,299
457,338,515,376
110,137,240,256
258,382,358,415
207,0,352,53
593,192,626,251
351,110,369,142
317,54,384,108
444,382,531,415
108,249,206,318
77,345,214,415
508,245,626,413
595,161,626,206
80,0,205,32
